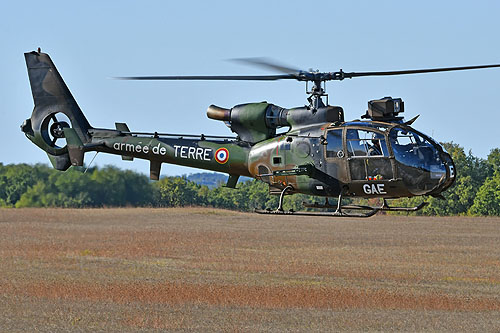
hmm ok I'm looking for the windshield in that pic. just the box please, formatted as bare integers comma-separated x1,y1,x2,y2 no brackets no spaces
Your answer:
389,127,448,195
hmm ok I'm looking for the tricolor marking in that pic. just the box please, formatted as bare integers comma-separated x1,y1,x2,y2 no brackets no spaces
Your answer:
215,147,229,164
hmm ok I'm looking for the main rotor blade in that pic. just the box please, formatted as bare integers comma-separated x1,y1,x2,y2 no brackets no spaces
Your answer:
115,74,296,81
115,63,500,83
230,57,302,74
344,63,500,79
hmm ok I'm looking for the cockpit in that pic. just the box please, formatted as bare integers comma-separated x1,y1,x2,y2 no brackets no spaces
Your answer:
388,126,454,195
326,122,455,197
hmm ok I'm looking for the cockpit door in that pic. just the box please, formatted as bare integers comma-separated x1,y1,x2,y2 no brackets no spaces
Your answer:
345,128,394,182
324,128,349,184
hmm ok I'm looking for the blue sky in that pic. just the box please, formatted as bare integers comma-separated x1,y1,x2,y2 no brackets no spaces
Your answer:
2,1,499,176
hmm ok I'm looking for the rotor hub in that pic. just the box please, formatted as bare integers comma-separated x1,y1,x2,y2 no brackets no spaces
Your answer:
50,121,70,138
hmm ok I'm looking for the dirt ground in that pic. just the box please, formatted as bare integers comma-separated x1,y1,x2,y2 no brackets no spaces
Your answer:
0,208,499,332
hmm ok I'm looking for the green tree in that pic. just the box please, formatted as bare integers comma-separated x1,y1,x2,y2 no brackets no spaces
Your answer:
117,169,155,206
88,166,154,206
16,164,154,208
487,148,500,175
155,176,200,207
469,148,500,216
469,174,500,216
245,180,275,210
0,163,52,206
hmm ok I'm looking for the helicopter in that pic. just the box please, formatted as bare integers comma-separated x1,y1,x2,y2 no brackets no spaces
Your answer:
21,49,500,217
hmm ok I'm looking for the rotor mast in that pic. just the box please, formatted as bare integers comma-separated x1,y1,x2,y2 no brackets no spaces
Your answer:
301,70,345,110
307,79,328,110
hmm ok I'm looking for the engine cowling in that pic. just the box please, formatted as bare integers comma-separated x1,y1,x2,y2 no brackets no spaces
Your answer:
207,102,344,144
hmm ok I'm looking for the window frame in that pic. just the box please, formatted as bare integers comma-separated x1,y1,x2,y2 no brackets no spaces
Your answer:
325,127,345,160
346,127,389,158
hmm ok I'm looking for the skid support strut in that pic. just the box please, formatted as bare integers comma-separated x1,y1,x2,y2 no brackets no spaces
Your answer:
277,185,293,212
335,194,342,214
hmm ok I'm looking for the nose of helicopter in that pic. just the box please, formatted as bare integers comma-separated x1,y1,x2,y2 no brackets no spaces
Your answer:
433,151,456,195
389,126,456,197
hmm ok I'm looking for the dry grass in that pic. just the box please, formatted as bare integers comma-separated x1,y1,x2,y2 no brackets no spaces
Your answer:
0,208,499,331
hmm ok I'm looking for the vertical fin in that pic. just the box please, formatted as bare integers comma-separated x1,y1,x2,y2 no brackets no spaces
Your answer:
225,174,240,188
22,50,93,170
63,128,84,166
24,51,92,143
150,161,161,180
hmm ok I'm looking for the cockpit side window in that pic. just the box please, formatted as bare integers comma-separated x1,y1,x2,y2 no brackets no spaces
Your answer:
389,128,433,163
346,129,388,157
391,129,420,146
326,129,343,158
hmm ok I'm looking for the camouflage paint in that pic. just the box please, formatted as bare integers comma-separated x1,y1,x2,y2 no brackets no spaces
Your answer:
21,50,455,201
96,133,251,177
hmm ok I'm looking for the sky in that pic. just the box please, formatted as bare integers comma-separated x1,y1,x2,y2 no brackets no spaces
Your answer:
1,1,499,176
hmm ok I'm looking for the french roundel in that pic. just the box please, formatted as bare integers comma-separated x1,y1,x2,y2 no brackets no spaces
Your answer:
215,148,229,164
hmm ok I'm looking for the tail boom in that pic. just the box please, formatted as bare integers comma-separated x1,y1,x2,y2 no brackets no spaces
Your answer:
22,50,251,183
87,131,251,180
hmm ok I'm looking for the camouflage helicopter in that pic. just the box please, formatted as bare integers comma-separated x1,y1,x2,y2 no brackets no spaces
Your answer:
21,50,500,217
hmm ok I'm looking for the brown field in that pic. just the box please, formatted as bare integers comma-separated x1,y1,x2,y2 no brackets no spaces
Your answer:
0,208,499,332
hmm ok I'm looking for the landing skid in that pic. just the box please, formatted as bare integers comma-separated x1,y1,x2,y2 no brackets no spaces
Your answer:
304,198,428,213
255,207,379,218
255,187,427,218
380,200,428,212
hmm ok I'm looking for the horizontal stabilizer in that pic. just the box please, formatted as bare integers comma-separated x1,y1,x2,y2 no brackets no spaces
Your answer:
115,122,131,133
114,123,134,160
115,123,134,161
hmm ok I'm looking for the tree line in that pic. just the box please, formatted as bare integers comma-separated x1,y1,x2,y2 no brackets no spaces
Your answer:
1,143,499,216
0,162,300,211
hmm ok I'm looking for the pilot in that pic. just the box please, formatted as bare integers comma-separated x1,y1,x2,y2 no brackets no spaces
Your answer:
368,139,382,156
368,133,384,156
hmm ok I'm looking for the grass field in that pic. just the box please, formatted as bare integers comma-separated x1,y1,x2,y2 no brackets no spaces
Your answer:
0,208,499,331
